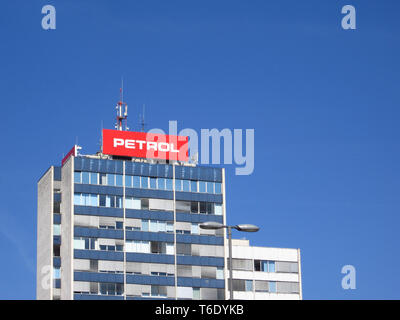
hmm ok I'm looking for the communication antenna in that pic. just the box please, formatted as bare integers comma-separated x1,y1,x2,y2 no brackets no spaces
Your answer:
140,104,146,132
115,79,129,131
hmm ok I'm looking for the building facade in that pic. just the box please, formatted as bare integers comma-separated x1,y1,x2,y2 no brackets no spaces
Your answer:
37,148,303,300
37,153,227,300
228,239,302,300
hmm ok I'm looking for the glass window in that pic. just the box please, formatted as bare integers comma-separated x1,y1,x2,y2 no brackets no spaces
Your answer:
193,288,200,300
142,220,149,232
166,179,173,191
82,194,90,206
199,181,206,193
254,260,261,272
115,174,123,187
158,178,166,190
214,204,223,215
269,281,277,293
207,182,214,194
100,173,107,185
90,172,98,185
191,202,199,214
150,177,157,189
108,174,115,186
216,267,224,280
74,172,81,183
182,180,190,192
141,176,148,189
99,195,106,207
191,223,199,235
74,193,81,205
149,220,158,232
262,261,268,272
90,194,98,206
125,175,132,188
116,196,123,208
190,181,198,192
116,221,123,229
82,172,90,184
245,280,253,292
106,195,111,207
133,176,141,188
199,202,207,214
206,202,214,214
74,238,85,250
214,183,222,194
53,224,61,236
268,261,276,273
53,267,61,279
175,179,182,191
141,198,149,210
166,222,174,233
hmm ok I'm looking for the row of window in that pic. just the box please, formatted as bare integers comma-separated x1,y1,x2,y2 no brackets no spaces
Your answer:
230,279,277,293
74,171,222,194
73,193,223,215
230,258,299,274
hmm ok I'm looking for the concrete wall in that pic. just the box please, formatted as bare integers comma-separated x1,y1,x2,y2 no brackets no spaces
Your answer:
37,167,53,300
61,157,74,300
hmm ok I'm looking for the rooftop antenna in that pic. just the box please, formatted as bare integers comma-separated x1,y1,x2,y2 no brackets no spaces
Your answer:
115,78,129,131
140,104,146,132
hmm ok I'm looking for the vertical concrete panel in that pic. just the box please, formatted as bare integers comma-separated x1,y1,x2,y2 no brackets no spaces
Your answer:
61,157,74,299
37,167,54,300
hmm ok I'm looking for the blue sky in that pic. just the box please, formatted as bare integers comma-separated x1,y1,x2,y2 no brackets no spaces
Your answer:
0,0,399,299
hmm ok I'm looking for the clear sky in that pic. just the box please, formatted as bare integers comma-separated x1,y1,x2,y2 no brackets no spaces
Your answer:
0,0,399,299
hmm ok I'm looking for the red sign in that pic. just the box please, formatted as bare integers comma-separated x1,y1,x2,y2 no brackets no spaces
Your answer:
62,145,78,166
102,129,189,161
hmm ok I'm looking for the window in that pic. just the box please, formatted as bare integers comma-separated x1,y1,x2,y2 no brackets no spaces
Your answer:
269,281,277,293
115,174,123,187
90,172,98,185
199,181,206,193
141,176,148,188
214,204,223,215
150,177,157,189
245,280,253,292
100,283,123,296
193,288,200,300
74,171,81,183
166,178,173,191
191,202,199,214
182,180,190,192
53,224,61,236
53,267,61,279
199,202,206,214
215,183,222,194
82,172,90,184
191,223,199,235
125,197,141,210
125,175,132,188
133,176,141,188
207,182,214,193
151,285,167,297
115,221,123,230
254,260,276,272
190,181,198,192
100,173,107,185
158,178,166,190
216,268,224,280
175,179,182,191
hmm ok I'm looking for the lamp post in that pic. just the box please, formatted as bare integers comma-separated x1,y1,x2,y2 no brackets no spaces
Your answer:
199,221,260,300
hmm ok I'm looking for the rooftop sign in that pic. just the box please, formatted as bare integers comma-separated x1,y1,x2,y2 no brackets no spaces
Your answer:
102,129,189,162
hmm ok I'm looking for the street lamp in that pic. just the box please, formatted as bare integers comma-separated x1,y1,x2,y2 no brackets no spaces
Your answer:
199,221,260,300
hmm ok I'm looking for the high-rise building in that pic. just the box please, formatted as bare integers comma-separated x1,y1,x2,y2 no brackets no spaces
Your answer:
36,102,302,300
37,148,227,300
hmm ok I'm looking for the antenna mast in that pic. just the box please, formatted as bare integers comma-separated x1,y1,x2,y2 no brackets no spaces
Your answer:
140,104,146,132
115,79,129,131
